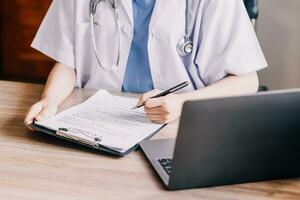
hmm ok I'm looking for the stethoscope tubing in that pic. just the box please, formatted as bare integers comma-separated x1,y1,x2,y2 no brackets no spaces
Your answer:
90,0,121,71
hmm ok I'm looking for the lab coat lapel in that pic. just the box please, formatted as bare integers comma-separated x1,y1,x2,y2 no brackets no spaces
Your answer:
149,0,171,29
119,0,134,25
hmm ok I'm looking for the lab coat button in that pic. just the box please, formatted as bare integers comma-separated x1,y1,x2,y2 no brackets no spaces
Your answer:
151,31,155,37
123,25,132,34
154,72,161,81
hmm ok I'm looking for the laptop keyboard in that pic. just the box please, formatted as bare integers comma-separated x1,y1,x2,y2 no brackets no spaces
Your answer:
157,158,173,175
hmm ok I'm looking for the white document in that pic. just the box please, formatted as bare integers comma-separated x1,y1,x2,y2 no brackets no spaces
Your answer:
35,90,163,153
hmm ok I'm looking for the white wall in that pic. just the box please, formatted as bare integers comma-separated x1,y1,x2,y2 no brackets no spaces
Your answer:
257,0,300,90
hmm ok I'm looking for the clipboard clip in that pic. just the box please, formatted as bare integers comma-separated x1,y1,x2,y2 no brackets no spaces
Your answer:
57,127,102,147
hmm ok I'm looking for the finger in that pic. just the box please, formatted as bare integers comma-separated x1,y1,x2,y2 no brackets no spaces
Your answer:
150,119,166,124
144,106,166,115
146,112,174,124
144,97,165,109
35,105,57,121
137,89,162,106
24,103,43,126
24,103,43,131
146,114,164,121
146,111,162,118
26,124,36,132
146,114,165,123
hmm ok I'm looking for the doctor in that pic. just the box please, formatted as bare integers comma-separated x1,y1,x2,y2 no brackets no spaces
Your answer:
25,0,267,128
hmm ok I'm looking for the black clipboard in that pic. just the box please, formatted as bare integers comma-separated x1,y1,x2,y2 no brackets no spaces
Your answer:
30,123,165,157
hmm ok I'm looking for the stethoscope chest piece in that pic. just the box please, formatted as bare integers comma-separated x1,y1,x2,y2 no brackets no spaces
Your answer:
177,0,194,57
177,37,193,57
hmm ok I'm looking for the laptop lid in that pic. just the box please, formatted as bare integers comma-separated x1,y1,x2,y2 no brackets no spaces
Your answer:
168,89,300,190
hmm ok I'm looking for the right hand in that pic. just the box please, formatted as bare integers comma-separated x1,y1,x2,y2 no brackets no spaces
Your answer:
24,99,58,131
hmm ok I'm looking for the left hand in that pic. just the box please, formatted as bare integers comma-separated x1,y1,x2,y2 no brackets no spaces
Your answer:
137,90,185,124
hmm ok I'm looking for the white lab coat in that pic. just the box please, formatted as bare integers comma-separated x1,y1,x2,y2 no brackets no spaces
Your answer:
32,0,267,92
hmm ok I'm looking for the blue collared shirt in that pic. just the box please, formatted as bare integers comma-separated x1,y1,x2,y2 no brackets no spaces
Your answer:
122,0,156,93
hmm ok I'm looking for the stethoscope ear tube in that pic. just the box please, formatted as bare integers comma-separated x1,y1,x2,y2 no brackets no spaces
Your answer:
90,0,121,71
90,0,100,15
90,13,105,70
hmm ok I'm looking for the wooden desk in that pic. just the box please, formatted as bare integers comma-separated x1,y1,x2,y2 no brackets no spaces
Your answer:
0,80,299,200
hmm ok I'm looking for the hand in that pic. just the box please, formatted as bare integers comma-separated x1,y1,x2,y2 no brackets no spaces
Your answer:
138,90,185,124
24,98,58,131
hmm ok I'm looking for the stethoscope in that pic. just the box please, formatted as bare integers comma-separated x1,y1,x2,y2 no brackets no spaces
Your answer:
89,0,193,71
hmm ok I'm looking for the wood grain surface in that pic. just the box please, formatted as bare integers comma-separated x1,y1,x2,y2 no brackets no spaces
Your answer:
0,80,299,200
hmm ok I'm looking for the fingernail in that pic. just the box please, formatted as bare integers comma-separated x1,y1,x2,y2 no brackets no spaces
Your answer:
35,116,43,121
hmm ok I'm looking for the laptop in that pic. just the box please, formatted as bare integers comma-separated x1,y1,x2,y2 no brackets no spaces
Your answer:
140,89,300,190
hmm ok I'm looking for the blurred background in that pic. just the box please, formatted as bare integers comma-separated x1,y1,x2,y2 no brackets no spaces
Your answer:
258,0,300,90
0,1,54,83
0,0,299,89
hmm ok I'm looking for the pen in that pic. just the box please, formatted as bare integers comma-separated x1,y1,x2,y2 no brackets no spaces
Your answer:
133,81,189,109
